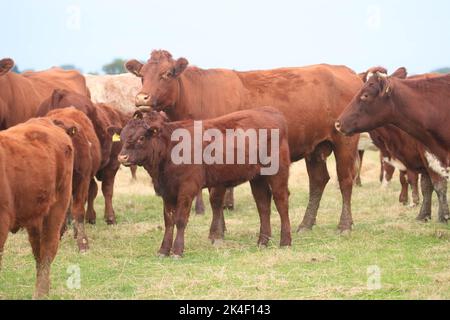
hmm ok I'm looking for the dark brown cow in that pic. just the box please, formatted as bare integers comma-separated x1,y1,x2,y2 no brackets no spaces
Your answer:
338,68,449,222
46,107,102,251
0,58,89,130
38,89,131,225
0,118,74,298
370,130,420,206
116,107,291,257
336,68,450,180
126,50,362,233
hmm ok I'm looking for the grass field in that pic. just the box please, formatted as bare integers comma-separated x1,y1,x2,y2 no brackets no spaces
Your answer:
0,150,449,300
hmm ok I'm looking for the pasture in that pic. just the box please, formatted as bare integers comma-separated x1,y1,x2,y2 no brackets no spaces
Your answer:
0,150,449,300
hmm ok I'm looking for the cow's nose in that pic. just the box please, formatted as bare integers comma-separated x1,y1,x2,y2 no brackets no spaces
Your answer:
135,93,151,106
118,154,130,164
334,121,342,132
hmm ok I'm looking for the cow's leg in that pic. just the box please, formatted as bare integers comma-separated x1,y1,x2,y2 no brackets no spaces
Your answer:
399,171,409,205
429,174,449,224
194,191,205,215
417,173,433,222
159,200,176,257
26,224,42,272
268,173,291,247
379,153,384,183
86,179,98,225
72,176,91,252
208,186,227,243
101,162,120,225
250,177,273,246
408,171,420,207
223,188,235,210
0,214,10,270
34,204,66,299
355,150,364,187
172,193,195,258
334,139,358,233
297,149,330,232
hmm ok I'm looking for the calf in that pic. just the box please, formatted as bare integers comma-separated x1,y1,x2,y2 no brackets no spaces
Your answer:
370,130,420,206
0,118,74,298
116,107,291,257
38,89,131,225
46,107,102,251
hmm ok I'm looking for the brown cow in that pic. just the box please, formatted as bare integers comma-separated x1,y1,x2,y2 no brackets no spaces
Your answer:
338,68,449,222
38,89,131,225
0,118,74,298
115,107,291,257
370,129,420,206
126,50,362,233
0,58,89,130
336,68,450,179
46,107,102,251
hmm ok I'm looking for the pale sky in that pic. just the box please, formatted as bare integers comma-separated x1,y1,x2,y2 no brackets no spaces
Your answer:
2,0,449,74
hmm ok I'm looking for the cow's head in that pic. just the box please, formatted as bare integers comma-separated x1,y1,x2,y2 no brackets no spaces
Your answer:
0,58,14,76
114,111,169,167
335,67,407,135
125,50,188,111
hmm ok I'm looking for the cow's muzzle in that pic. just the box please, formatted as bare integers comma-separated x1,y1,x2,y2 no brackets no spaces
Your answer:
118,154,131,166
135,93,152,107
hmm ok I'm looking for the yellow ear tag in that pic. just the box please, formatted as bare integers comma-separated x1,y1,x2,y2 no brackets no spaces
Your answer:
112,133,121,142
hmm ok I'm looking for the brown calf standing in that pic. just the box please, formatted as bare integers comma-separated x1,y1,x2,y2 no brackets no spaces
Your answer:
38,89,131,225
46,107,102,251
116,107,291,257
0,118,74,298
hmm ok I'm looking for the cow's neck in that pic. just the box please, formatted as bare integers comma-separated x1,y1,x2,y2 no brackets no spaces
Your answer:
168,68,244,121
390,84,449,164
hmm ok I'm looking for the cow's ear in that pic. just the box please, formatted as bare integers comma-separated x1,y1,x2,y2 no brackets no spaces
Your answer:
66,126,78,137
0,58,14,76
390,67,407,79
51,89,66,107
133,111,144,120
107,126,122,136
52,119,78,137
146,126,160,137
125,59,144,77
171,57,188,78
379,76,392,97
358,72,368,83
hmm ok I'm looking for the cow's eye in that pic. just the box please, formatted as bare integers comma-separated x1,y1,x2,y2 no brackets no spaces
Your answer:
138,136,145,143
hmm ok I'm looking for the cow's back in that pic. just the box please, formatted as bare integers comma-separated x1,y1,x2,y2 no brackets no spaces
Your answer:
177,64,361,160
0,119,74,229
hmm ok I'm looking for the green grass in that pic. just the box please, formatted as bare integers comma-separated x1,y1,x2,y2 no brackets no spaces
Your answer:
0,151,449,299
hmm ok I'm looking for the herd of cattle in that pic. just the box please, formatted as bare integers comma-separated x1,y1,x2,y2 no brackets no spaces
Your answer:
0,50,448,298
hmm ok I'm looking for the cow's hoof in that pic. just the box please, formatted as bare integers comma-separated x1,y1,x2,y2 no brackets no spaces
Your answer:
338,229,352,236
172,254,183,260
195,210,205,216
86,219,96,225
212,239,224,247
224,205,234,211
297,225,313,233
438,216,449,224
106,219,116,226
416,215,431,222
157,253,170,258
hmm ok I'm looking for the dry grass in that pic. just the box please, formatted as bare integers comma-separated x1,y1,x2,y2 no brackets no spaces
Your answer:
0,151,449,300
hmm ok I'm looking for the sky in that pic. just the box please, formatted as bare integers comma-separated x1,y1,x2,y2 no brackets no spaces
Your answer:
2,0,449,74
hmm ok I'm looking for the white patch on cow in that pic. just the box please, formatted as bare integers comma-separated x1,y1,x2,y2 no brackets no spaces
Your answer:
381,169,390,188
425,151,450,179
383,157,407,172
